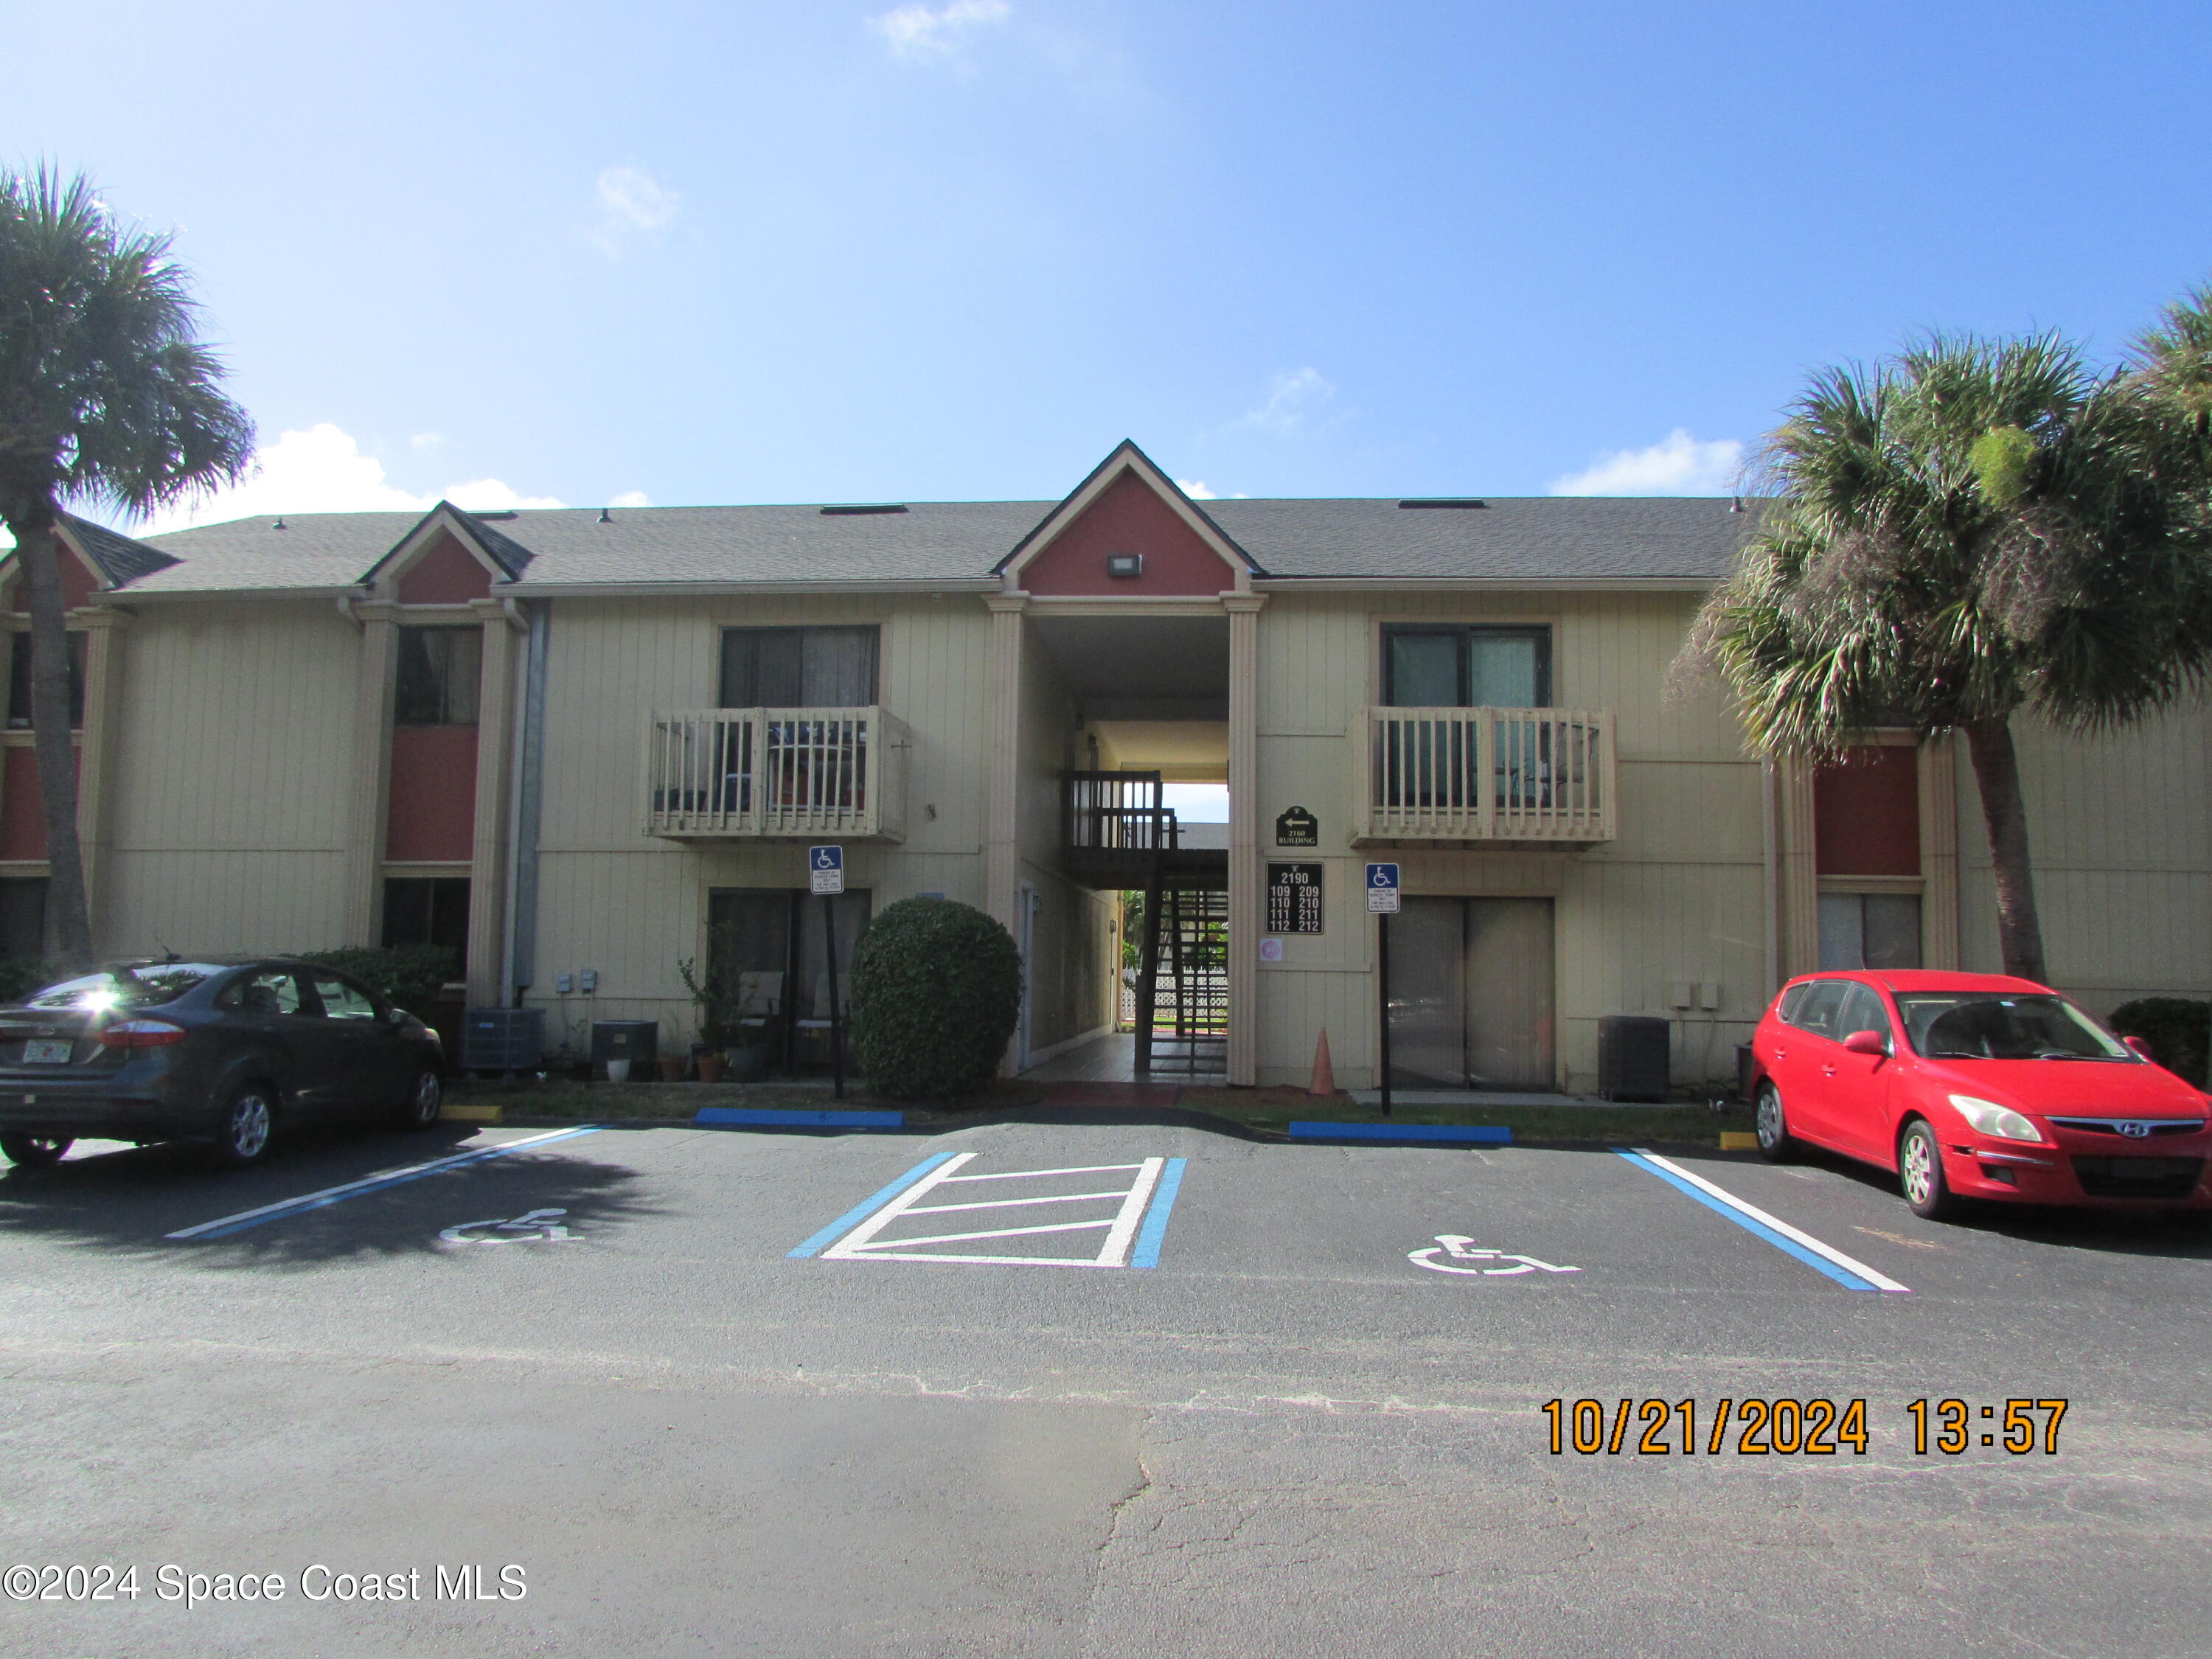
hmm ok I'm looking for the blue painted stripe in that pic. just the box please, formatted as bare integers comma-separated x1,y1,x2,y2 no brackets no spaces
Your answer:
1289,1121,1512,1145
1612,1149,1882,1292
697,1106,903,1129
1128,1157,1186,1268
180,1126,606,1240
787,1151,959,1259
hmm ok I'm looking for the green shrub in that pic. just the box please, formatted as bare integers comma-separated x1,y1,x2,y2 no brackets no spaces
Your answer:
0,959,47,1004
2109,998,2211,1087
849,898,1020,1101
294,945,461,1016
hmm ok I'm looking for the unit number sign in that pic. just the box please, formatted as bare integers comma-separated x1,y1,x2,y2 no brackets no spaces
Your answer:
1266,863,1325,936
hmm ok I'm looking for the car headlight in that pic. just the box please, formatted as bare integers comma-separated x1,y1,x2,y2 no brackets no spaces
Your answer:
1948,1094,2045,1144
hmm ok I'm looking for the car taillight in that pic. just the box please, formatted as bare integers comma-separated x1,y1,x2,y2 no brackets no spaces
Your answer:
95,1019,188,1048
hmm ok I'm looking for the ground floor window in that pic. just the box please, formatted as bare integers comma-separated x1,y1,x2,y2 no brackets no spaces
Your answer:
383,876,470,962
1818,891,1921,970
1385,895,1556,1091
0,876,47,961
707,888,871,1072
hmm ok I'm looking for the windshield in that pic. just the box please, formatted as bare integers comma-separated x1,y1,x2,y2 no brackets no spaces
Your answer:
24,965,221,1013
1895,992,2132,1061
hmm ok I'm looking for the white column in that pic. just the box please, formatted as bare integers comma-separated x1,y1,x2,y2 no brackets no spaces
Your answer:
1225,594,1265,1085
344,602,400,946
74,609,126,946
465,601,520,1006
1775,758,1819,980
984,594,1027,933
1919,737,1961,970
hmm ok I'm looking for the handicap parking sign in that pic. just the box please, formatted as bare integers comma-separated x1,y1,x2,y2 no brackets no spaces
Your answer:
1366,862,1400,913
809,844,845,895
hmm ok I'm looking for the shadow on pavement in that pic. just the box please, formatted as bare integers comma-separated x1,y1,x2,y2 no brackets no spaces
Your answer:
0,1121,667,1270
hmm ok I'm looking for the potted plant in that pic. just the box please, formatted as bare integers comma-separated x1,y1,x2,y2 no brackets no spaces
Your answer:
693,1042,726,1084
678,934,751,1082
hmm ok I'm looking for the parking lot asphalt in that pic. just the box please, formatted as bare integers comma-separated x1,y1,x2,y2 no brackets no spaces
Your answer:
1,1116,2208,1658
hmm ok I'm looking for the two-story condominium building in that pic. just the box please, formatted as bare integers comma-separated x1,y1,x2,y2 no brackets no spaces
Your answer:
6,441,2206,1091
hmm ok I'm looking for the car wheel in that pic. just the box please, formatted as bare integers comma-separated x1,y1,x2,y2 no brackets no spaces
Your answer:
1753,1084,1794,1162
398,1068,442,1130
1899,1119,1958,1221
209,1084,276,1167
0,1134,72,1169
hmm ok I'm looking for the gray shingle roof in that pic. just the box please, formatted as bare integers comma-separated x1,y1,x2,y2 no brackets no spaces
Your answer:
111,493,1752,594
59,513,180,586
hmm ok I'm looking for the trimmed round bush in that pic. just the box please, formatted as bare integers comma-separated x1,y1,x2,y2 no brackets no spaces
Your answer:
850,898,1021,1101
2110,997,2211,1087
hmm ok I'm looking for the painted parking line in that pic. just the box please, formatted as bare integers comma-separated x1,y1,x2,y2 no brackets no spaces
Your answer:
1615,1147,1911,1294
796,1152,1188,1269
166,1126,607,1242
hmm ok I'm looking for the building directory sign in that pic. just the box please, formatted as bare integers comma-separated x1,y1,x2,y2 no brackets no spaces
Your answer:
1266,862,1325,935
1366,862,1400,913
1274,805,1318,847
808,845,845,895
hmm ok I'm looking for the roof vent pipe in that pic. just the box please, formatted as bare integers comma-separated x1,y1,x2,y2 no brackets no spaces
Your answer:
272,516,286,529
598,507,612,524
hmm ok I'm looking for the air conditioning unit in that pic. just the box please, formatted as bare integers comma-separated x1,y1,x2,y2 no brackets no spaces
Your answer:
1597,1015,1670,1102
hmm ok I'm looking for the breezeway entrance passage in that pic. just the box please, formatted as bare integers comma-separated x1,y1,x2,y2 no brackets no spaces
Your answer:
790,1150,1188,1268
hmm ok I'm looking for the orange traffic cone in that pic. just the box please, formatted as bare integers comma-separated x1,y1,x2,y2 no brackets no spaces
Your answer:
1308,1028,1337,1097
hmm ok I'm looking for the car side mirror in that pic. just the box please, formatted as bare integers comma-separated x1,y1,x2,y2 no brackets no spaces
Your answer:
2123,1034,2154,1062
1843,1029,1888,1056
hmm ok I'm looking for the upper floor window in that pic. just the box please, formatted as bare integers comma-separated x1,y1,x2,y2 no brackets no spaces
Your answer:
6,631,86,730
1383,625,1551,708
719,626,878,709
395,626,481,726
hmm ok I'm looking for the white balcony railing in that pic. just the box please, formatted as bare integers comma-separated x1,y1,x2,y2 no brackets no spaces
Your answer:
1357,706,1615,844
644,706,909,841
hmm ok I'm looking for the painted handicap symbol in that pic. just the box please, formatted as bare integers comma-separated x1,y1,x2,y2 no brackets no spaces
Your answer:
1408,1233,1579,1277
439,1207,578,1246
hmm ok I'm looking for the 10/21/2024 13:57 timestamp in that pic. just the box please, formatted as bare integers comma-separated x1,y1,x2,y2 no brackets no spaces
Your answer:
1540,1398,2070,1457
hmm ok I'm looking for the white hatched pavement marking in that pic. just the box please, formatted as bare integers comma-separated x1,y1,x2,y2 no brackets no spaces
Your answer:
820,1153,1168,1268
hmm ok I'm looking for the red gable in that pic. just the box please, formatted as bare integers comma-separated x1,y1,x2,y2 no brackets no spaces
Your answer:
1020,470,1242,597
396,532,494,605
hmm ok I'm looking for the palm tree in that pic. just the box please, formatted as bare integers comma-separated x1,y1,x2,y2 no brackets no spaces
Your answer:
1683,328,2212,984
0,167,253,964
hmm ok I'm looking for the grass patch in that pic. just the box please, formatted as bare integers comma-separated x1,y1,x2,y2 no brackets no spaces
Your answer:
451,1075,1753,1144
1175,1085,1754,1145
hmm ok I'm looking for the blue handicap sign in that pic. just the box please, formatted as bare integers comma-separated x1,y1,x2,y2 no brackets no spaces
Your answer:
1365,862,1401,912
810,846,844,872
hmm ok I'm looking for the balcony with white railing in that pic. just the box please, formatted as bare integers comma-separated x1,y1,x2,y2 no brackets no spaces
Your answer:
644,706,910,841
1355,706,1616,844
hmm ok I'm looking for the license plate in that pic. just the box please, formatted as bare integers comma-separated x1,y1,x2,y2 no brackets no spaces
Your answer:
21,1040,72,1064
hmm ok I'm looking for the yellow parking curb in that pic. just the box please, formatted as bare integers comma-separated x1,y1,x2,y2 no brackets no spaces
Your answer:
1717,1130,1759,1151
445,1103,503,1124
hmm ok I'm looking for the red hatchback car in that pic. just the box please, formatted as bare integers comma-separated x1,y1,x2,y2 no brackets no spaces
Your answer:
1749,971,2212,1222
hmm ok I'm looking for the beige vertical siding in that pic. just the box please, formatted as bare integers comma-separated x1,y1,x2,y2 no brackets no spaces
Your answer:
524,592,997,1054
1254,590,1765,1089
98,602,359,954
1954,706,2212,1013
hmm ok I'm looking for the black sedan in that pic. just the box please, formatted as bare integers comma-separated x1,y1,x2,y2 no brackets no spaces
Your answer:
0,959,445,1169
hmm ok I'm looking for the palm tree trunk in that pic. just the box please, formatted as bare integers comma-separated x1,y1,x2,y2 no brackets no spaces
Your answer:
1961,715,2047,984
9,505,94,967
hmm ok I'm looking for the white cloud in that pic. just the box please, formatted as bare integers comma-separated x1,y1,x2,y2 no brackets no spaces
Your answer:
608,490,653,509
1237,367,1335,435
128,422,564,535
409,431,444,451
589,166,681,254
871,0,1011,61
1174,479,1248,501
1550,428,1744,496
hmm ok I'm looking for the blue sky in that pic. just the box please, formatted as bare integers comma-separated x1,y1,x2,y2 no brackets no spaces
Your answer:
12,1,2212,529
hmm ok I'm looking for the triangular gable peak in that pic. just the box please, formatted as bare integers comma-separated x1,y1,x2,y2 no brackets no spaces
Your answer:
364,503,518,604
1,524,113,615
999,441,1259,597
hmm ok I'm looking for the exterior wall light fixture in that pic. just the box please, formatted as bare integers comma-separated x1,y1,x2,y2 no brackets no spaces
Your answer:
1107,553,1143,579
